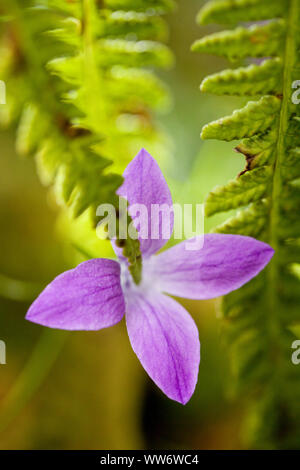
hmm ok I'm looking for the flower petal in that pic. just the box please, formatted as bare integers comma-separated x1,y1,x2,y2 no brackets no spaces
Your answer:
148,234,274,300
117,148,174,258
26,259,125,330
125,290,200,404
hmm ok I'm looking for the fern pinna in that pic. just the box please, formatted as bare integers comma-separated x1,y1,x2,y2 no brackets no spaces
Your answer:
0,0,174,281
193,0,300,448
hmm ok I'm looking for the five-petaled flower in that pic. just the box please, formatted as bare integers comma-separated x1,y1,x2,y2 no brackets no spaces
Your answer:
26,149,274,404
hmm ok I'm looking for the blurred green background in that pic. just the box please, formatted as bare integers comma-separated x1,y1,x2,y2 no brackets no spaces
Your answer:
0,1,250,450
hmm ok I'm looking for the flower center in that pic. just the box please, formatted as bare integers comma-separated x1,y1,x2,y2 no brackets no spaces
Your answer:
120,258,160,299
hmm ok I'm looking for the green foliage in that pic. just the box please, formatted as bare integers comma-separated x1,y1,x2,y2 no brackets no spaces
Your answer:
193,0,300,449
0,0,174,282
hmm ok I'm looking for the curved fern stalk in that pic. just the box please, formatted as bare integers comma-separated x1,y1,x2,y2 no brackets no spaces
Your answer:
0,0,174,282
193,0,300,448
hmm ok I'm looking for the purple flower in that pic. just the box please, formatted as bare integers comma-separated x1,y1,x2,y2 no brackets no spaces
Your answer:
26,149,274,404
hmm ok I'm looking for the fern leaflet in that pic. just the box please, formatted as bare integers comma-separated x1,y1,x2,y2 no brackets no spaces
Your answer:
0,0,174,282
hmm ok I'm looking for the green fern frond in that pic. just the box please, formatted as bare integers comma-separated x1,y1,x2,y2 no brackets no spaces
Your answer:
0,0,173,282
198,0,285,25
193,0,300,448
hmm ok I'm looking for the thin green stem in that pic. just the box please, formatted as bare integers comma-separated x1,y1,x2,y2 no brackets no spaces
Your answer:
0,330,68,433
